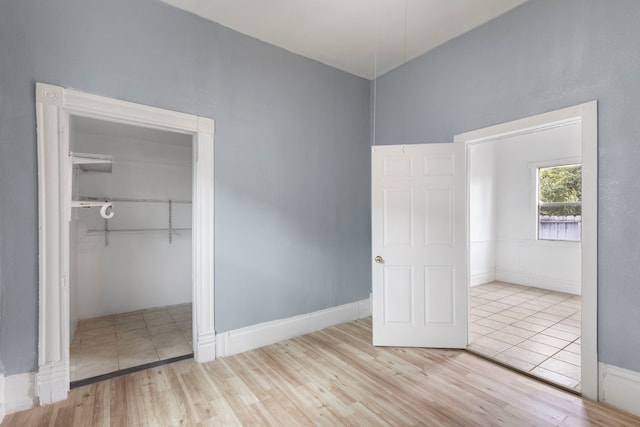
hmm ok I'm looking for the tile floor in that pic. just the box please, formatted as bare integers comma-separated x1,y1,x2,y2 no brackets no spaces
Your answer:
70,303,193,382
469,281,581,392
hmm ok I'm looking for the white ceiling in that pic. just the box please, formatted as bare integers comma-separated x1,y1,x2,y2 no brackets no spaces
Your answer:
160,0,527,79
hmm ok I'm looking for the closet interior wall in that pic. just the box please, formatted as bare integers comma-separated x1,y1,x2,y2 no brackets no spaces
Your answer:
69,117,193,334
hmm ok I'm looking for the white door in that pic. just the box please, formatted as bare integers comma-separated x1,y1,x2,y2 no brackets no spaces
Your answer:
372,143,467,347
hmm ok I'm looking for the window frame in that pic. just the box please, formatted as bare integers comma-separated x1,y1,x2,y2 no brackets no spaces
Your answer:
528,157,582,244
535,162,582,242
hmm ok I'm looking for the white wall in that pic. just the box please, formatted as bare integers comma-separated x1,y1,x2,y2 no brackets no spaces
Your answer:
470,123,582,295
470,141,497,286
71,126,193,319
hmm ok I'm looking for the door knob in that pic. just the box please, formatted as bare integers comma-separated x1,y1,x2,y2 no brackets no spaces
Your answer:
375,256,384,264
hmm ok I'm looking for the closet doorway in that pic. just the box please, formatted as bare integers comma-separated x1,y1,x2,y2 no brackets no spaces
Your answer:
68,117,194,385
36,83,215,404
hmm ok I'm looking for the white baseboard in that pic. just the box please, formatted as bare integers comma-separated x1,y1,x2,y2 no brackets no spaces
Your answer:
470,271,495,287
2,371,37,416
216,298,371,358
599,362,640,417
495,270,580,295
195,331,217,363
358,295,372,317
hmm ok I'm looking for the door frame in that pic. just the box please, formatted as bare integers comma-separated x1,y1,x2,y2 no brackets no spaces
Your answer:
35,82,216,404
454,100,598,400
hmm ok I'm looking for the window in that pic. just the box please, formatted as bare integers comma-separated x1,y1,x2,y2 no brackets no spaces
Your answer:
537,164,582,241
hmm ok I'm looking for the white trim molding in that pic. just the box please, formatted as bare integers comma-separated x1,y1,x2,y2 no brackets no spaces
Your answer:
37,361,67,407
455,100,598,400
193,129,216,364
599,363,640,417
216,298,371,358
35,82,215,404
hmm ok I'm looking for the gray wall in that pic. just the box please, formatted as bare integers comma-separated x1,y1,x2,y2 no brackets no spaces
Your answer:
374,0,640,372
0,0,371,374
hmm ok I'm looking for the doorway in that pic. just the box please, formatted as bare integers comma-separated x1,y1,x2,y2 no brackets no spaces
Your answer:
68,117,195,385
371,101,597,400
35,83,215,404
467,122,582,392
456,101,598,399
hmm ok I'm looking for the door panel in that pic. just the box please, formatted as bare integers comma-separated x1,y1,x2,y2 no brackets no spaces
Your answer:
383,266,413,323
425,188,453,246
425,266,454,324
372,143,467,348
384,190,413,246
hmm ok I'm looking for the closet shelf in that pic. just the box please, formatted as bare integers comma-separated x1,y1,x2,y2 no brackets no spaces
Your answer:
71,152,113,173
80,196,191,204
71,200,108,209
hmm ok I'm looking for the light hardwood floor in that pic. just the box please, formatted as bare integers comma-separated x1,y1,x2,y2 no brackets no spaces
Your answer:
4,318,639,426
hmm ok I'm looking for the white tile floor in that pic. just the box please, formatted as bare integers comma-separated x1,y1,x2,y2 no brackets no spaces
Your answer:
469,281,581,392
70,303,193,382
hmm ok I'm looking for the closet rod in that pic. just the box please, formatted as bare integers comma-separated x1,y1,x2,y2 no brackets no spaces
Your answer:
87,227,191,234
80,196,192,204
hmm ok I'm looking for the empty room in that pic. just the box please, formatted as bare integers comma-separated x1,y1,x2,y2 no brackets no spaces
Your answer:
1,0,640,425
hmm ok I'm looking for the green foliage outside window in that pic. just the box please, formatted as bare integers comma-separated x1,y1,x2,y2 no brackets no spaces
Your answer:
539,165,582,216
